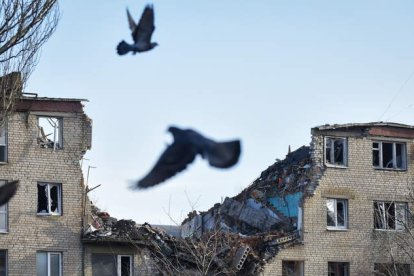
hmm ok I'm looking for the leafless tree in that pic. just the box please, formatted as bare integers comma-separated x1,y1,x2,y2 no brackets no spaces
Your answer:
0,0,59,126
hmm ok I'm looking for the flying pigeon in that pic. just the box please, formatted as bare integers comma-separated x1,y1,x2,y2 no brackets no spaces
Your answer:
134,126,241,189
117,5,158,55
0,181,18,206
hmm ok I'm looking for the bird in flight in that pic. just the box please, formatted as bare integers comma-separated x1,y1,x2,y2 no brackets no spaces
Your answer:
117,4,158,55
0,181,18,206
134,126,241,189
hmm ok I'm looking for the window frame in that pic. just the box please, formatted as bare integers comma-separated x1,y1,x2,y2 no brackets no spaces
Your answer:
37,182,62,216
0,180,9,233
37,116,63,150
372,141,407,170
117,255,132,276
327,198,348,230
36,251,62,276
0,123,7,163
324,137,348,167
374,201,407,231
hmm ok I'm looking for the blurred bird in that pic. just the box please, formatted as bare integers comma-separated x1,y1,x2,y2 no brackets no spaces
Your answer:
134,126,241,189
0,180,18,206
117,5,158,55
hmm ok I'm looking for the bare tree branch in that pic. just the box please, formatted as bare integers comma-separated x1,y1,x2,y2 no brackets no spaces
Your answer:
0,0,59,126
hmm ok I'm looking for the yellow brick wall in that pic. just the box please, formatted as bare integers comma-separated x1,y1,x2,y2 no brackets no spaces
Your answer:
265,133,414,275
0,111,90,276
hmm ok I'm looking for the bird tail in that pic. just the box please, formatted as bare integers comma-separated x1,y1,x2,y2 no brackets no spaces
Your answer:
207,140,241,168
116,40,132,55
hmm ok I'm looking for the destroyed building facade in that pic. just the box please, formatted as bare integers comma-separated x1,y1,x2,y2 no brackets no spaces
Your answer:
0,94,92,275
265,122,414,275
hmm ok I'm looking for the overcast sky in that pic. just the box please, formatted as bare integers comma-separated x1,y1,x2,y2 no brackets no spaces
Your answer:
27,0,414,225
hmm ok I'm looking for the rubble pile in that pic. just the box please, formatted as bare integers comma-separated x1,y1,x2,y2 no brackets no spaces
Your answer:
83,146,324,275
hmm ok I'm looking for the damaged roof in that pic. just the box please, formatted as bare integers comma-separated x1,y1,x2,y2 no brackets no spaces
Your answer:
313,121,414,131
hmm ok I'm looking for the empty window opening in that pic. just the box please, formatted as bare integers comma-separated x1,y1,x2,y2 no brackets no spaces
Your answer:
118,255,132,276
0,250,6,276
325,137,347,166
37,183,61,215
36,252,62,276
92,254,133,276
328,262,349,276
282,261,304,276
373,142,406,170
374,263,410,276
374,201,407,230
327,199,348,230
0,125,7,163
38,117,62,149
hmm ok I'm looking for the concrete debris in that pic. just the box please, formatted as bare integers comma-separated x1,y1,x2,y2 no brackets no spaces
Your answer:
83,146,323,275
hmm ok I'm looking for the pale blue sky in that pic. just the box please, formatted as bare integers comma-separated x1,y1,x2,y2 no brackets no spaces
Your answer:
28,0,414,224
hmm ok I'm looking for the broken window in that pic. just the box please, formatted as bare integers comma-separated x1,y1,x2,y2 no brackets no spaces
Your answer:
374,201,407,230
0,181,8,232
0,250,6,276
372,141,406,170
328,262,349,276
37,117,63,149
37,183,61,215
36,252,62,276
374,263,410,276
282,261,304,276
92,254,133,276
0,124,7,163
325,137,347,166
327,199,348,230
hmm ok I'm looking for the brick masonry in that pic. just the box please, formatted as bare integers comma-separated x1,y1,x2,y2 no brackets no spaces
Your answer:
0,105,92,275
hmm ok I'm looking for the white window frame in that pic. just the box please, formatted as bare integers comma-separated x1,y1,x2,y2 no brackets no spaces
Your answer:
372,141,407,170
0,124,7,163
374,201,407,231
0,180,8,233
324,137,347,167
37,116,63,150
327,198,348,230
0,203,7,233
37,182,62,216
37,252,62,276
117,255,132,276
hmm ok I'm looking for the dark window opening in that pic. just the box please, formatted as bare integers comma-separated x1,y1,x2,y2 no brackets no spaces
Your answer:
328,262,349,276
282,260,304,276
0,250,6,276
37,183,61,215
374,263,410,276
325,137,347,166
92,254,116,276
372,142,406,170
120,256,131,276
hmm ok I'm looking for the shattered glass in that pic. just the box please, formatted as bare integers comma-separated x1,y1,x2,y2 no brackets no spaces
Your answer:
37,184,48,213
326,199,336,227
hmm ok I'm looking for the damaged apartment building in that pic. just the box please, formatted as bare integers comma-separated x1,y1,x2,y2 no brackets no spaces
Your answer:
0,74,92,275
82,122,414,276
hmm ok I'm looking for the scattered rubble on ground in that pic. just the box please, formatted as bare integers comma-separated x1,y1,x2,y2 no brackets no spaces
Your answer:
83,146,324,275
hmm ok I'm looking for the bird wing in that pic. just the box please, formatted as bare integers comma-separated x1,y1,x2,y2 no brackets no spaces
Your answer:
136,142,197,189
132,5,155,44
126,8,137,32
206,140,241,168
0,180,18,206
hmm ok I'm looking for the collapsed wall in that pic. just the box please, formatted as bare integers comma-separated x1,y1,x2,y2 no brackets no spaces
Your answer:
83,145,324,275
